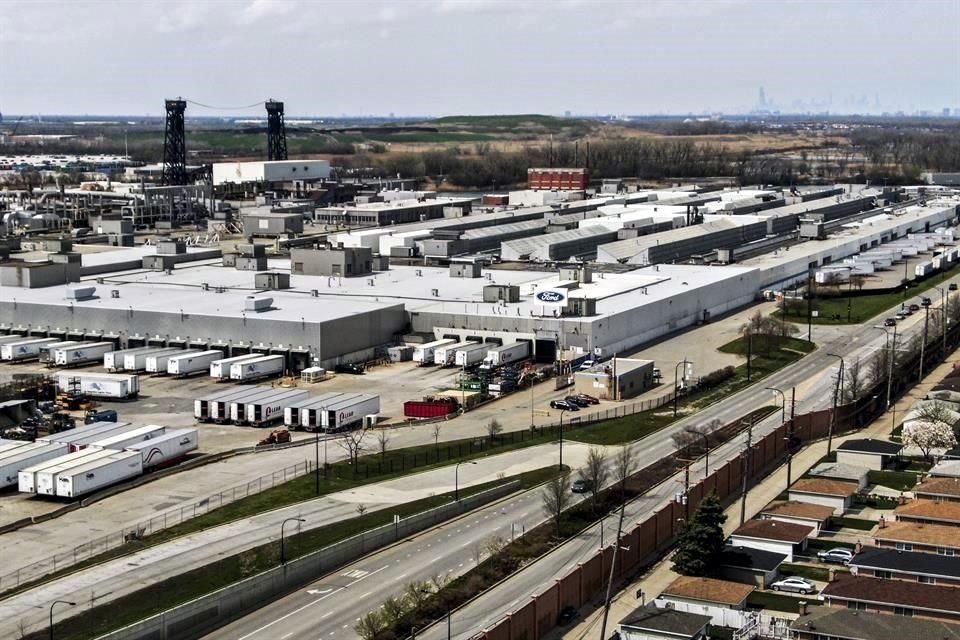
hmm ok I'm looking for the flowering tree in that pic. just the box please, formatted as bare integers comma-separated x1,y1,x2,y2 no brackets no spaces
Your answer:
902,420,957,461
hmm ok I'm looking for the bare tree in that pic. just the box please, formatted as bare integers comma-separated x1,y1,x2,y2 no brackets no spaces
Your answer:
485,534,508,557
356,503,367,517
843,357,867,403
432,422,442,450
375,429,391,459
337,426,369,467
613,445,637,499
541,471,572,538
404,580,433,609
868,347,891,389
486,419,503,441
471,540,484,566
579,447,609,504
850,274,867,292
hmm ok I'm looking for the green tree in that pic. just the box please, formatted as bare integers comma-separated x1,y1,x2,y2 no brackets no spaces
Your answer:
672,494,727,576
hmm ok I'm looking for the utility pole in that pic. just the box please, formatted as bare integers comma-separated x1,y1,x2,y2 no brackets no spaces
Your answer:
746,329,752,383
739,417,754,526
920,301,931,381
599,491,628,640
806,276,813,342
827,353,844,454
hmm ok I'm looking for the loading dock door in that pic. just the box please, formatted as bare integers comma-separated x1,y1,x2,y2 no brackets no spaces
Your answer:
534,339,556,364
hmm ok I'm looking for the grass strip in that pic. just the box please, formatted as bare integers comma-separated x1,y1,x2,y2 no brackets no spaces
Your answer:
32,467,560,640
868,469,918,491
747,590,819,613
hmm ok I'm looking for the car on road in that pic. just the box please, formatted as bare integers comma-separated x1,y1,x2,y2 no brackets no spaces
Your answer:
950,283,958,292
909,303,921,312
770,576,817,594
922,297,932,306
884,318,897,327
334,363,365,375
571,478,594,493
550,399,579,411
817,548,854,564
573,393,600,405
565,395,591,408
578,360,596,371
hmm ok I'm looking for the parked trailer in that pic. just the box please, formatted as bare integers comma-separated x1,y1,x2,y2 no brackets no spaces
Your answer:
56,450,143,498
322,394,381,432
24,449,115,495
230,355,285,382
125,428,198,469
147,349,199,375
56,373,140,400
434,341,477,366
53,342,115,368
39,341,81,365
123,347,183,372
0,438,30,454
483,342,531,369
244,390,309,427
104,347,159,371
412,339,456,366
300,393,363,431
209,354,261,380
167,350,225,377
0,443,69,489
915,261,934,278
37,421,133,451
89,424,166,451
284,393,348,428
454,343,489,367
226,387,285,424
195,388,258,421
1,338,59,362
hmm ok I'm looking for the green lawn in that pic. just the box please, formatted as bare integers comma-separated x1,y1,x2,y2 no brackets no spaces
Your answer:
868,469,919,491
831,516,877,531
779,563,832,582
36,467,560,640
747,590,819,613
806,538,857,551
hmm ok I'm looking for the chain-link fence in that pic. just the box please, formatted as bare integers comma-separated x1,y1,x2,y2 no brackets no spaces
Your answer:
0,459,313,592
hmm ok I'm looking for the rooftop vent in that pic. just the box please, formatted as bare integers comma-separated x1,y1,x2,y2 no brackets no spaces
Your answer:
110,290,120,299
66,286,96,301
245,296,274,312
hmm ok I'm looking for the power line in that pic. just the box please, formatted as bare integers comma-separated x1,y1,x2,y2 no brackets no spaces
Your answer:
184,99,266,111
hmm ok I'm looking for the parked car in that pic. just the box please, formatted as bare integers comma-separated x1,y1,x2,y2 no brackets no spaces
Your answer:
884,318,897,327
578,359,597,371
950,283,958,291
817,548,854,564
922,297,932,306
571,478,594,493
770,577,817,594
574,393,600,405
550,399,579,411
334,363,365,375
909,303,921,312
565,395,591,408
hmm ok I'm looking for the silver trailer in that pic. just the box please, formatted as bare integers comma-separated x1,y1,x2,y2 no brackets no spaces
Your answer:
104,347,159,371
434,341,477,366
89,424,166,451
0,442,69,489
37,421,134,451
454,342,489,367
25,449,116,495
0,438,30,454
412,339,456,365
167,350,225,377
55,373,140,400
1,338,59,362
209,354,261,380
225,387,282,424
229,355,285,382
123,347,183,372
53,341,115,368
146,349,200,375
322,394,381,433
300,393,363,431
284,392,348,429
240,389,309,427
39,341,81,365
195,387,258,421
125,428,198,468
56,450,143,498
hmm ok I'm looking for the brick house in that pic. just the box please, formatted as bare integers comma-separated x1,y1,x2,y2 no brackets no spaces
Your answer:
895,498,960,526
913,476,960,503
728,519,812,562
873,521,960,555
760,501,834,537
850,547,960,587
820,574,960,623
788,478,859,515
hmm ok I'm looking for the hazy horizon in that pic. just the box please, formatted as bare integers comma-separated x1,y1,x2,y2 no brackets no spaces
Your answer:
2,0,958,118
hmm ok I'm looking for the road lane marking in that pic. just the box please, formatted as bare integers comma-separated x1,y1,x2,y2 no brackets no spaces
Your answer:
281,634,293,639
236,565,389,640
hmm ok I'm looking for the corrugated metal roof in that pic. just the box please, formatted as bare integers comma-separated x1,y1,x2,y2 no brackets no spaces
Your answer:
596,219,741,262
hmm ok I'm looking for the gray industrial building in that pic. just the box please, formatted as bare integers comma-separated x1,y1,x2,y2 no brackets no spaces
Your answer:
291,246,374,278
312,197,475,226
500,226,620,261
241,210,305,238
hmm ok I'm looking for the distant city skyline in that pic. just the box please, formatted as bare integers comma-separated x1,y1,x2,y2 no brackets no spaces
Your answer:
1,0,957,118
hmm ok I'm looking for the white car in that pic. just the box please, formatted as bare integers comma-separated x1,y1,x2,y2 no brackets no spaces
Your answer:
578,360,596,371
770,577,816,594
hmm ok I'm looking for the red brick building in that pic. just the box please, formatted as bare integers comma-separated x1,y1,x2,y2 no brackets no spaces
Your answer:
526,168,588,191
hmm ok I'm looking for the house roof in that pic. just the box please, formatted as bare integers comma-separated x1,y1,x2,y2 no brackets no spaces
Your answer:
661,576,754,606
790,478,859,497
808,462,870,483
620,604,712,636
762,501,836,522
837,439,903,455
719,545,787,572
792,607,960,640
822,574,960,614
851,547,960,580
731,518,813,544
895,498,960,523
931,460,960,478
914,476,960,498
873,521,960,549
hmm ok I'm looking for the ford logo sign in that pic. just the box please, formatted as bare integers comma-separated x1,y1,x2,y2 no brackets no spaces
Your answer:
535,291,565,303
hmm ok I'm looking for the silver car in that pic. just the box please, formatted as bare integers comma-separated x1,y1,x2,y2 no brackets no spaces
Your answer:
770,577,816,594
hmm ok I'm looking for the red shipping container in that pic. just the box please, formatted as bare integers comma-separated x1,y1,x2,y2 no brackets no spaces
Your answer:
403,400,458,418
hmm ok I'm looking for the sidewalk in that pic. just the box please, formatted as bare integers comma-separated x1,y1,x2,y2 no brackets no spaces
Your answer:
554,350,960,640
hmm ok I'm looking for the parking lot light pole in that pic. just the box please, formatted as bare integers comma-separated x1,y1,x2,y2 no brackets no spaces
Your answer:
50,600,75,640
559,409,568,470
280,517,305,565
673,358,689,418
766,387,786,425
454,460,477,502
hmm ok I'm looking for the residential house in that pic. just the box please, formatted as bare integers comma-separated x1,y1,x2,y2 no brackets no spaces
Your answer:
807,461,870,491
728,519,812,562
895,498,960,526
655,576,753,628
930,459,960,478
789,478,859,515
820,574,960,623
836,439,902,470
913,476,960,503
760,501,834,537
717,545,786,588
792,606,960,640
618,604,711,640
850,547,960,587
873,521,960,555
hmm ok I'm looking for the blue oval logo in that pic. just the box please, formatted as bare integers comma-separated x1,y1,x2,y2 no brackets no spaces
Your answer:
536,291,565,303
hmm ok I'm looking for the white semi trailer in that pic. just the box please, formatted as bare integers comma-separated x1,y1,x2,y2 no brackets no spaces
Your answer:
54,342,115,368
55,450,143,498
229,355,285,382
167,350,225,377
322,394,380,432
209,354,261,380
412,339,456,365
125,428,198,469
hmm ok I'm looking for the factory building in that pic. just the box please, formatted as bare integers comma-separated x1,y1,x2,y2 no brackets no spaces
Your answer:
312,197,475,226
212,160,331,186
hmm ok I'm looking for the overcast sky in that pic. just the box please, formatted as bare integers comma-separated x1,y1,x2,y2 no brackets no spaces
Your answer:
2,0,958,117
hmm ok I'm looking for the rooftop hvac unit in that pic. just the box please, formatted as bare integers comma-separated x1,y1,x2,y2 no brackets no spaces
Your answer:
245,296,274,312
110,290,120,299
201,283,209,291
368,278,375,286
66,286,96,300
96,278,104,285
431,289,439,297
164,268,173,275
415,269,423,276
311,289,319,297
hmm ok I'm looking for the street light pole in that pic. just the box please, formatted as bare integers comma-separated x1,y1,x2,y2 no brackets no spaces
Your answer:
559,409,568,470
314,429,320,495
934,285,947,358
673,358,689,418
826,353,844,454
766,386,786,425
685,427,710,476
454,460,476,502
920,301,931,381
280,517,305,565
50,600,76,640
